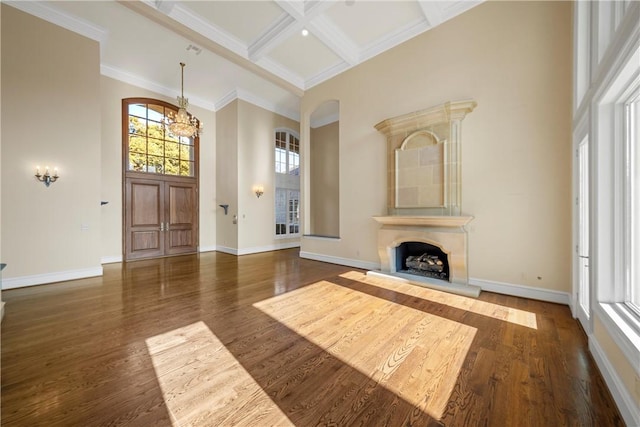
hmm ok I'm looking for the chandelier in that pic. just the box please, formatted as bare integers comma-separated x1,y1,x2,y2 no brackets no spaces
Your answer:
165,62,203,138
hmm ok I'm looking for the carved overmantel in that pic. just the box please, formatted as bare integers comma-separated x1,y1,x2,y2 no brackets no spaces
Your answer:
374,100,477,216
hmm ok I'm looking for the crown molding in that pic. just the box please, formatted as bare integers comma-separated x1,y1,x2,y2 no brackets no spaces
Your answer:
215,89,300,122
101,64,217,111
4,0,108,43
305,60,350,90
255,56,306,90
167,3,248,58
360,17,430,65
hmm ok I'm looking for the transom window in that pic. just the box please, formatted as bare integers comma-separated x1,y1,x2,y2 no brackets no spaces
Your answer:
126,100,196,177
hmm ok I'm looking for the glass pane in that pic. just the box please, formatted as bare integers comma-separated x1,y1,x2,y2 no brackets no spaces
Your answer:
630,98,640,309
165,158,179,176
180,144,194,162
180,136,193,146
147,104,165,122
129,116,146,135
289,152,299,175
147,120,165,140
180,160,194,177
166,129,180,143
128,103,147,118
148,138,164,158
148,156,164,174
129,135,147,154
164,142,179,160
129,153,147,172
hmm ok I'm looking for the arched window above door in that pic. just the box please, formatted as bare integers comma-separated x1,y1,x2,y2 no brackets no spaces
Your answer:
124,98,198,178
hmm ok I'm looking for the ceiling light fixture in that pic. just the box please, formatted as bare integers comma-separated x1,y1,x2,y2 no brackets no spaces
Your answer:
165,62,203,138
301,28,309,37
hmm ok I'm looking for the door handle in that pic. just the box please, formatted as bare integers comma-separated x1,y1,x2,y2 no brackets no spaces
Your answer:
160,222,164,231
166,222,170,231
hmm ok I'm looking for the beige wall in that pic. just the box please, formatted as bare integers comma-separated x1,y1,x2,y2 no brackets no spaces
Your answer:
1,5,102,279
216,101,239,250
301,1,573,291
100,76,216,260
237,101,300,251
310,121,339,237
216,100,300,253
594,316,640,408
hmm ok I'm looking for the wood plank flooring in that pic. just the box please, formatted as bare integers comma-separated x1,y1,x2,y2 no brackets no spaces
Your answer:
1,249,624,426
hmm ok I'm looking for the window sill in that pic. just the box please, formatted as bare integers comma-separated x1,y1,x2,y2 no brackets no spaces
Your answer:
596,303,640,372
303,234,341,241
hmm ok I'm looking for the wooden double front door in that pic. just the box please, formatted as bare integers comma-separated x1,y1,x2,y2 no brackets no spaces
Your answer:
125,176,198,261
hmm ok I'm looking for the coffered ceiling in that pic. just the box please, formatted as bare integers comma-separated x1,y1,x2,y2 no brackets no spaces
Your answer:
6,0,482,120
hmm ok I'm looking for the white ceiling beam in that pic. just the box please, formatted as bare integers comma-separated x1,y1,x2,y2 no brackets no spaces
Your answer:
117,0,304,96
247,13,299,61
307,15,359,66
417,1,444,28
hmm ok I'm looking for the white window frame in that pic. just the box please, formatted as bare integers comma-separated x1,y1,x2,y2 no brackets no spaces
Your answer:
593,43,640,371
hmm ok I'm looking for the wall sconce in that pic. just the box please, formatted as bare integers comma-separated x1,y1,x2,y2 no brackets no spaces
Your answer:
253,185,264,198
35,166,59,187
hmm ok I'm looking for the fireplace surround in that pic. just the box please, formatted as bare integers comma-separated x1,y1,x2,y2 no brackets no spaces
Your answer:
369,101,480,297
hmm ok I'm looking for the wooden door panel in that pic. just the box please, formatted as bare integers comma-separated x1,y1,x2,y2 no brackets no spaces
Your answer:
131,231,160,252
131,183,160,226
125,178,164,260
166,182,197,255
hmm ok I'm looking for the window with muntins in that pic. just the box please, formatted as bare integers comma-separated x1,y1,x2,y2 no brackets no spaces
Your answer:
275,129,300,237
625,90,640,315
126,100,196,177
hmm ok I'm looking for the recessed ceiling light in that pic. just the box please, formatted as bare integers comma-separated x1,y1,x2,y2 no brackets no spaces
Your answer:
301,28,309,37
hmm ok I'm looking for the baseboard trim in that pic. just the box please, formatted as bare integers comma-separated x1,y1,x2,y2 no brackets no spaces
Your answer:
470,277,571,305
589,335,640,427
199,245,217,253
2,267,104,290
215,246,238,255
299,251,381,271
216,242,301,256
101,255,122,264
238,242,300,256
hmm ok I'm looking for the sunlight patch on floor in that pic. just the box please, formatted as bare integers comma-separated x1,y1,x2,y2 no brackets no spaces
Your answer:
253,280,476,420
145,321,293,427
339,271,538,329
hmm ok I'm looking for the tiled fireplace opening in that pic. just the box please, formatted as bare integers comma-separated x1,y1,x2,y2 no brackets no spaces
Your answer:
396,241,449,281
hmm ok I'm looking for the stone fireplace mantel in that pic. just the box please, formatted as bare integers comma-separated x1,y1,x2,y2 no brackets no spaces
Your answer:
373,215,473,228
371,215,481,298
370,101,480,298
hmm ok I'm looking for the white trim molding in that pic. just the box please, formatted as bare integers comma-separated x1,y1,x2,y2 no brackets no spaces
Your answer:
299,251,380,271
470,277,571,305
101,255,123,265
589,335,640,427
2,267,104,290
216,242,301,256
199,246,217,253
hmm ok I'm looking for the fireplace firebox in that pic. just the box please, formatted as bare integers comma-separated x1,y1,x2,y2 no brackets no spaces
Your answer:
396,242,450,281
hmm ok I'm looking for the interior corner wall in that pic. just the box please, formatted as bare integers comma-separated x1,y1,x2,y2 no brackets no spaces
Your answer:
99,76,216,261
1,4,102,282
236,100,300,253
216,100,239,252
300,1,573,293
310,121,339,237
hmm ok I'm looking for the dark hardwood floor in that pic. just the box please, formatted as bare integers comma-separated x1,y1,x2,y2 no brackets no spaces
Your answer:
1,249,624,426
